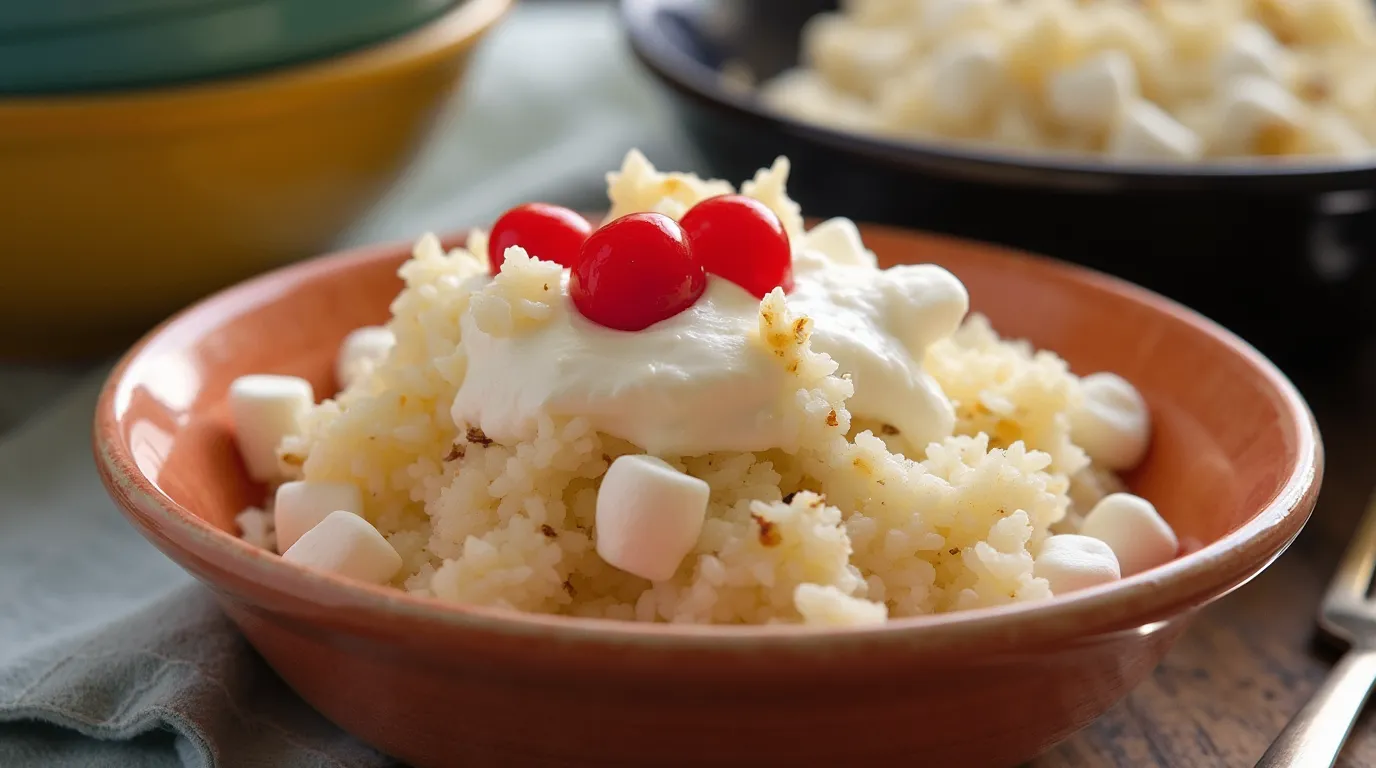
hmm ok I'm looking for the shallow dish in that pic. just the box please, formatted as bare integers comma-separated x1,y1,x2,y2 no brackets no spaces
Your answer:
0,0,457,93
0,0,510,360
95,224,1321,767
620,0,1376,369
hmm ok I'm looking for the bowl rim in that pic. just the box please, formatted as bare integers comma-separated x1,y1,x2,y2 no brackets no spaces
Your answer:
618,0,1376,193
0,0,479,95
0,0,258,42
0,0,513,135
94,225,1323,656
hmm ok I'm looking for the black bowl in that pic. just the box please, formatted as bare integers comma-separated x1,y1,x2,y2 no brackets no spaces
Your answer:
621,0,1376,370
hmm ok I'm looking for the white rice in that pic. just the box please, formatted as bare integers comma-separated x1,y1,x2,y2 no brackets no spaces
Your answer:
258,152,1116,626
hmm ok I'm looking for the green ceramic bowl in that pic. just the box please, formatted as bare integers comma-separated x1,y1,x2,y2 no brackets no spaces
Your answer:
0,0,458,93
0,1,244,39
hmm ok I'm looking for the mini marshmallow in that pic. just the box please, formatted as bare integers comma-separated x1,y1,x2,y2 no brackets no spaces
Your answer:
595,455,709,582
875,264,971,354
1080,493,1178,577
274,481,365,553
803,14,912,98
929,35,1006,128
1034,534,1121,594
1085,4,1169,93
335,326,395,391
1003,0,1089,92
282,510,402,584
1214,76,1307,156
1069,371,1151,470
1214,22,1288,87
1049,50,1139,132
228,375,314,483
1106,100,1205,162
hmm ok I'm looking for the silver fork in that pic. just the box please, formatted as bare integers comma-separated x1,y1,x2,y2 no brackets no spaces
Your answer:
1258,494,1376,767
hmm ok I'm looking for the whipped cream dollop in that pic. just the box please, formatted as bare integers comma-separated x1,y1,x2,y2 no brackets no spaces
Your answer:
450,218,969,456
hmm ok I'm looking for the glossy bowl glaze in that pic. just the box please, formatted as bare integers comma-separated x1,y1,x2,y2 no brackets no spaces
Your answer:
0,0,238,38
620,0,1376,370
95,226,1322,768
0,0,509,360
0,0,459,94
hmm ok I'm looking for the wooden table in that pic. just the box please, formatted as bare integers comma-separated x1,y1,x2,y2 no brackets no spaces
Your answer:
1036,346,1376,767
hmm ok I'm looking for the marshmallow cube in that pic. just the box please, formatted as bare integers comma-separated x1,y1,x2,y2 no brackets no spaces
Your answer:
929,35,1005,127
282,510,402,585
228,375,313,483
1215,76,1307,156
1214,22,1287,87
1034,534,1121,595
803,13,911,97
274,481,365,554
335,326,395,391
1080,493,1179,577
1107,100,1204,162
1070,371,1151,471
1049,50,1139,132
595,455,710,582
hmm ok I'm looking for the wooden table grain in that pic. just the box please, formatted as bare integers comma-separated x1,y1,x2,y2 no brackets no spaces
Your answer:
1035,348,1376,768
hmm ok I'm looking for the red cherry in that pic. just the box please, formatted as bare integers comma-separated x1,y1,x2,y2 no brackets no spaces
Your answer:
570,213,706,332
486,203,592,272
679,195,792,298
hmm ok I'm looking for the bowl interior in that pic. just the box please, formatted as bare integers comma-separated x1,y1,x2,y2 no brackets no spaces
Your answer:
622,0,1376,190
103,225,1318,643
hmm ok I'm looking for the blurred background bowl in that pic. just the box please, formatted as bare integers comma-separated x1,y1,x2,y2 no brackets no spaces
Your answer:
0,0,460,94
621,0,1376,371
0,0,511,360
0,0,236,37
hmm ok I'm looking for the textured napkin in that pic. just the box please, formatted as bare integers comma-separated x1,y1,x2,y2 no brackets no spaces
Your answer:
0,3,695,765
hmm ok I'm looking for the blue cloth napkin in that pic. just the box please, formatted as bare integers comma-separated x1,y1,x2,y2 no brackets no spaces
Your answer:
0,3,696,764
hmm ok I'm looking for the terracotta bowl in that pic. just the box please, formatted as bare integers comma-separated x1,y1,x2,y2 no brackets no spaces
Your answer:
94,226,1323,768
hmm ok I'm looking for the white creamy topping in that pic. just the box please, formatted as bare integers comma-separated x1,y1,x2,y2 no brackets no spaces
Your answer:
450,219,969,457
789,250,965,452
453,273,799,455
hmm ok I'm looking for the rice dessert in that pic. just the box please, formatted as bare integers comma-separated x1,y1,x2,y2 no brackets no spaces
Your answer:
757,0,1376,161
230,150,1177,626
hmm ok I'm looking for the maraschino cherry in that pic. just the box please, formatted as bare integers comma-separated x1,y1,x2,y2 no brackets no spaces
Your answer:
487,203,592,272
680,195,792,298
569,213,706,332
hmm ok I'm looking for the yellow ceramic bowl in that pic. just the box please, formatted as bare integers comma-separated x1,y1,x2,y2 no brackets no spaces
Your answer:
0,0,511,360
